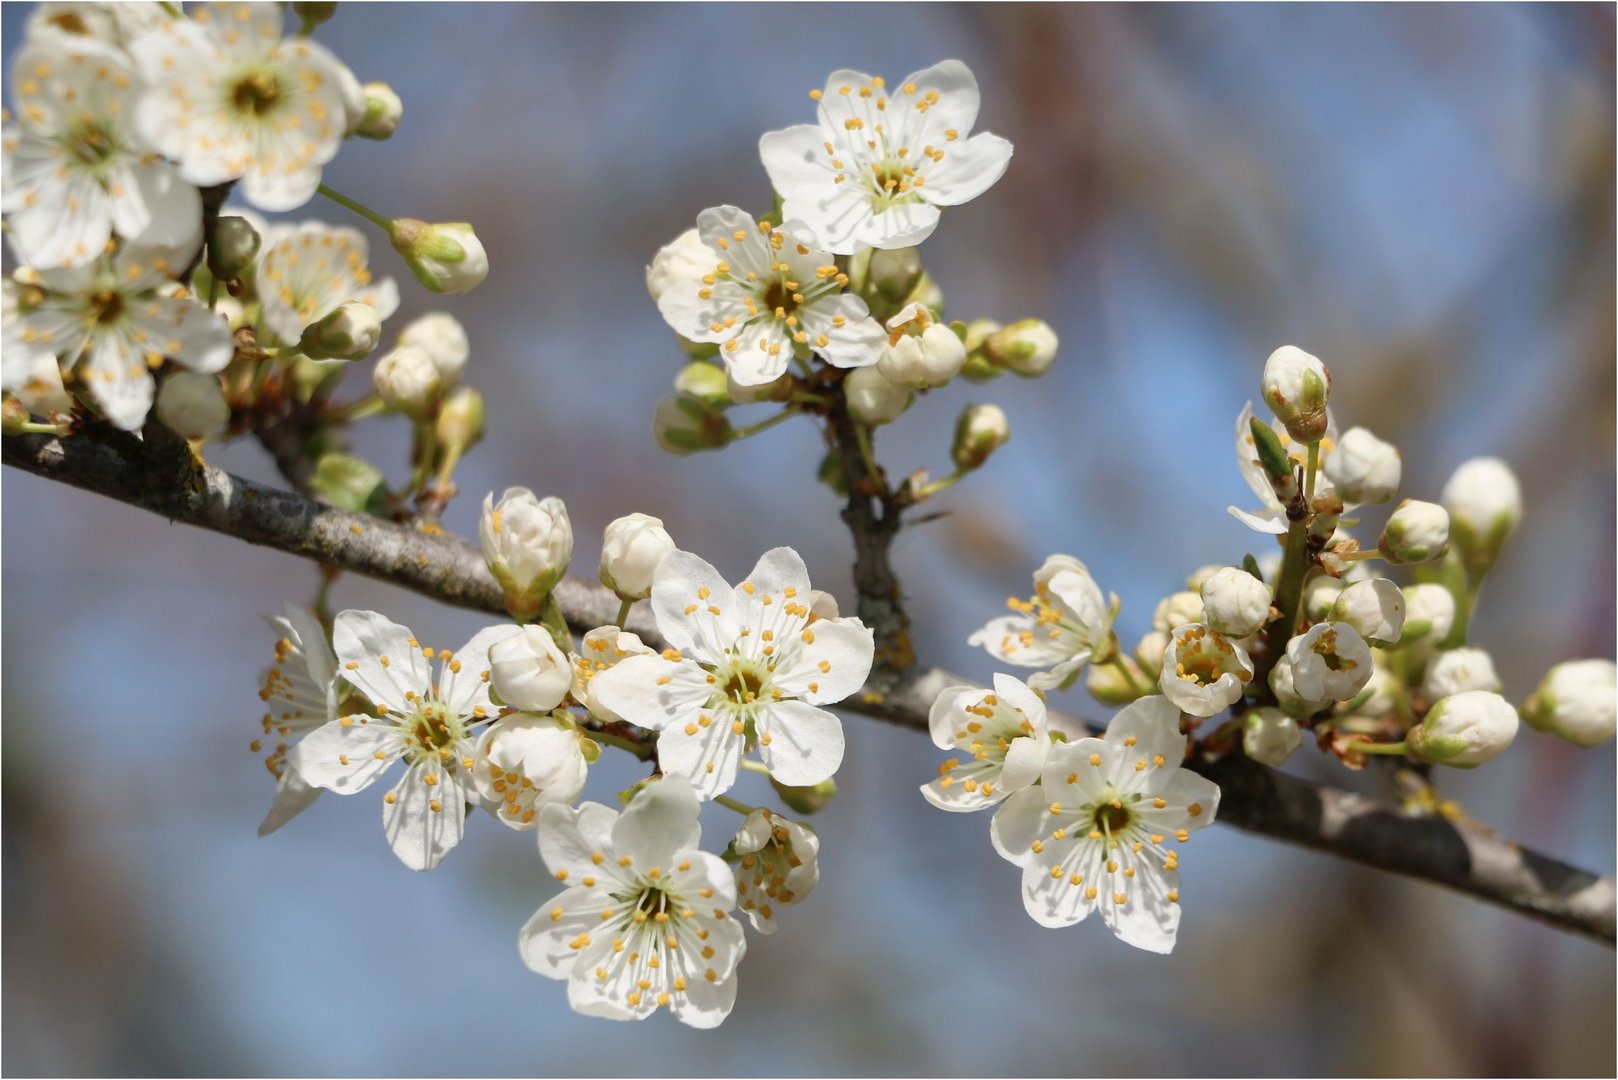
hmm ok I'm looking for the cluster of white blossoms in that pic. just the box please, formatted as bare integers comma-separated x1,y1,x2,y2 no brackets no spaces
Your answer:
945,343,1616,953
3,1,485,442
255,487,860,1026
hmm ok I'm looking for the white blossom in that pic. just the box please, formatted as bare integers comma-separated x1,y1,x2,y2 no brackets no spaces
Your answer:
479,488,572,621
950,402,1009,470
1242,707,1302,767
1152,591,1205,633
1441,456,1522,575
253,602,338,837
1268,655,1323,717
570,626,656,723
655,205,885,386
1159,624,1252,717
299,300,381,361
2,245,232,430
1378,499,1449,565
472,712,588,830
1199,567,1270,638
1523,659,1617,748
27,2,170,50
287,611,514,870
391,218,488,295
645,227,711,304
255,220,398,345
759,60,1013,254
1285,622,1373,703
921,674,1055,811
731,809,820,934
876,301,964,387
131,2,356,211
842,365,911,425
989,695,1218,954
600,513,677,602
1260,345,1330,443
1302,575,1346,622
1421,647,1501,702
3,36,201,268
396,311,469,385
970,555,1115,691
1324,426,1401,505
986,318,1057,377
1400,584,1457,649
371,344,439,419
1328,578,1404,646
520,778,746,1028
154,369,228,437
1407,690,1519,768
588,547,875,800
489,624,573,713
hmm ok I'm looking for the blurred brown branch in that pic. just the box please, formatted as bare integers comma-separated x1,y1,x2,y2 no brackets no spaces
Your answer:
5,424,1614,946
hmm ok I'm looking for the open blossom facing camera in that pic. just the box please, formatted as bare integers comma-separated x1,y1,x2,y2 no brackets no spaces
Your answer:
287,611,516,870
131,1,357,211
253,602,338,837
2,244,232,430
760,59,1013,253
1159,624,1252,717
520,778,746,1028
970,555,1115,691
3,36,201,268
588,547,875,799
922,673,1055,811
989,696,1218,954
654,205,885,386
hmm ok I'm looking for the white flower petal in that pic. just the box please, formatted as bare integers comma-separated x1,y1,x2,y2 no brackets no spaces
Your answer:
382,761,467,871
654,714,744,800
332,609,429,713
287,716,400,793
921,133,1013,207
771,618,874,704
612,777,702,869
537,801,630,884
650,549,742,663
518,883,616,980
755,699,844,787
586,654,710,733
988,785,1049,863
441,624,520,718
256,767,321,837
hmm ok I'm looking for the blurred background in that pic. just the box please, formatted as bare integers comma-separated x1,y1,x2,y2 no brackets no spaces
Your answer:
3,3,1614,1075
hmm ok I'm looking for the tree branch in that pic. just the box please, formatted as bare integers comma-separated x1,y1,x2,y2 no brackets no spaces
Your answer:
5,426,1613,945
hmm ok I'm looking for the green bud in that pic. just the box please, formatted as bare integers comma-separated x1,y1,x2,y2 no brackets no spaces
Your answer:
770,776,837,815
390,218,488,295
1088,659,1149,705
310,452,389,514
1249,417,1293,481
985,319,1058,377
654,395,732,455
903,271,944,316
293,2,337,28
1241,553,1265,583
207,216,262,280
578,735,603,764
863,246,924,318
674,361,730,409
435,386,485,455
951,403,1010,471
298,300,381,360
356,82,402,140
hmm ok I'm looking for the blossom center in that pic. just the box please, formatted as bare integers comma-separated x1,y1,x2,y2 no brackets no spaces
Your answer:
88,289,126,326
66,123,116,167
402,699,467,765
231,69,284,117
1092,802,1132,835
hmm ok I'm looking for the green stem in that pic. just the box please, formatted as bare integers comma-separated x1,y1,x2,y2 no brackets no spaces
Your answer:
9,420,67,436
1355,740,1410,757
714,794,758,817
912,469,965,500
207,273,220,311
317,184,395,233
790,392,831,407
1110,656,1148,697
1305,440,1320,501
615,599,634,628
589,729,650,759
408,421,437,495
853,421,879,481
324,395,387,424
739,759,771,777
732,408,796,440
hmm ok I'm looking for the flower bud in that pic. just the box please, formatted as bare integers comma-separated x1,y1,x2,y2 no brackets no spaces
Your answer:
769,776,837,815
155,370,229,438
1421,647,1501,702
864,246,924,306
1268,656,1323,717
654,394,733,454
1324,426,1401,504
1185,564,1225,591
1200,566,1271,637
355,81,402,140
1378,499,1449,565
986,319,1058,377
299,300,381,360
372,345,440,419
1302,575,1346,622
390,218,488,295
489,625,572,713
1441,457,1521,577
1328,578,1404,646
877,302,965,388
397,312,469,385
674,361,730,409
480,488,571,620
1286,622,1374,703
951,403,1009,470
1260,345,1331,443
1152,591,1205,634
309,452,387,514
726,368,793,404
646,228,711,303
1523,659,1616,748
207,215,262,280
843,366,912,426
435,386,485,455
1407,690,1519,767
1087,657,1150,705
1243,707,1302,766
903,271,943,315
957,318,1003,382
599,513,676,602
1134,631,1169,672
1400,584,1456,649
473,713,588,828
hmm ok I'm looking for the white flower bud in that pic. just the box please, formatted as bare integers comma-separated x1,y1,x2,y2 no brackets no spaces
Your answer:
1134,631,1169,672
877,302,965,388
372,345,441,419
1407,690,1519,767
1421,647,1501,701
1378,499,1450,565
570,626,656,722
807,590,840,622
844,366,912,426
1152,591,1206,634
654,394,732,454
1523,659,1616,748
1160,624,1252,718
479,488,571,621
155,370,228,438
1324,426,1401,504
390,218,488,295
356,81,403,140
1400,584,1456,649
599,513,676,601
207,215,262,279
472,713,588,828
397,312,469,385
1185,564,1224,591
1342,660,1399,718
1286,622,1374,702
1441,457,1522,577
646,228,712,304
951,403,1009,470
1303,575,1346,623
1200,567,1271,637
986,318,1058,377
489,625,573,713
299,300,381,361
1328,578,1405,646
1260,345,1331,443
435,386,485,455
1243,707,1302,766
1087,657,1150,705
1268,655,1324,717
